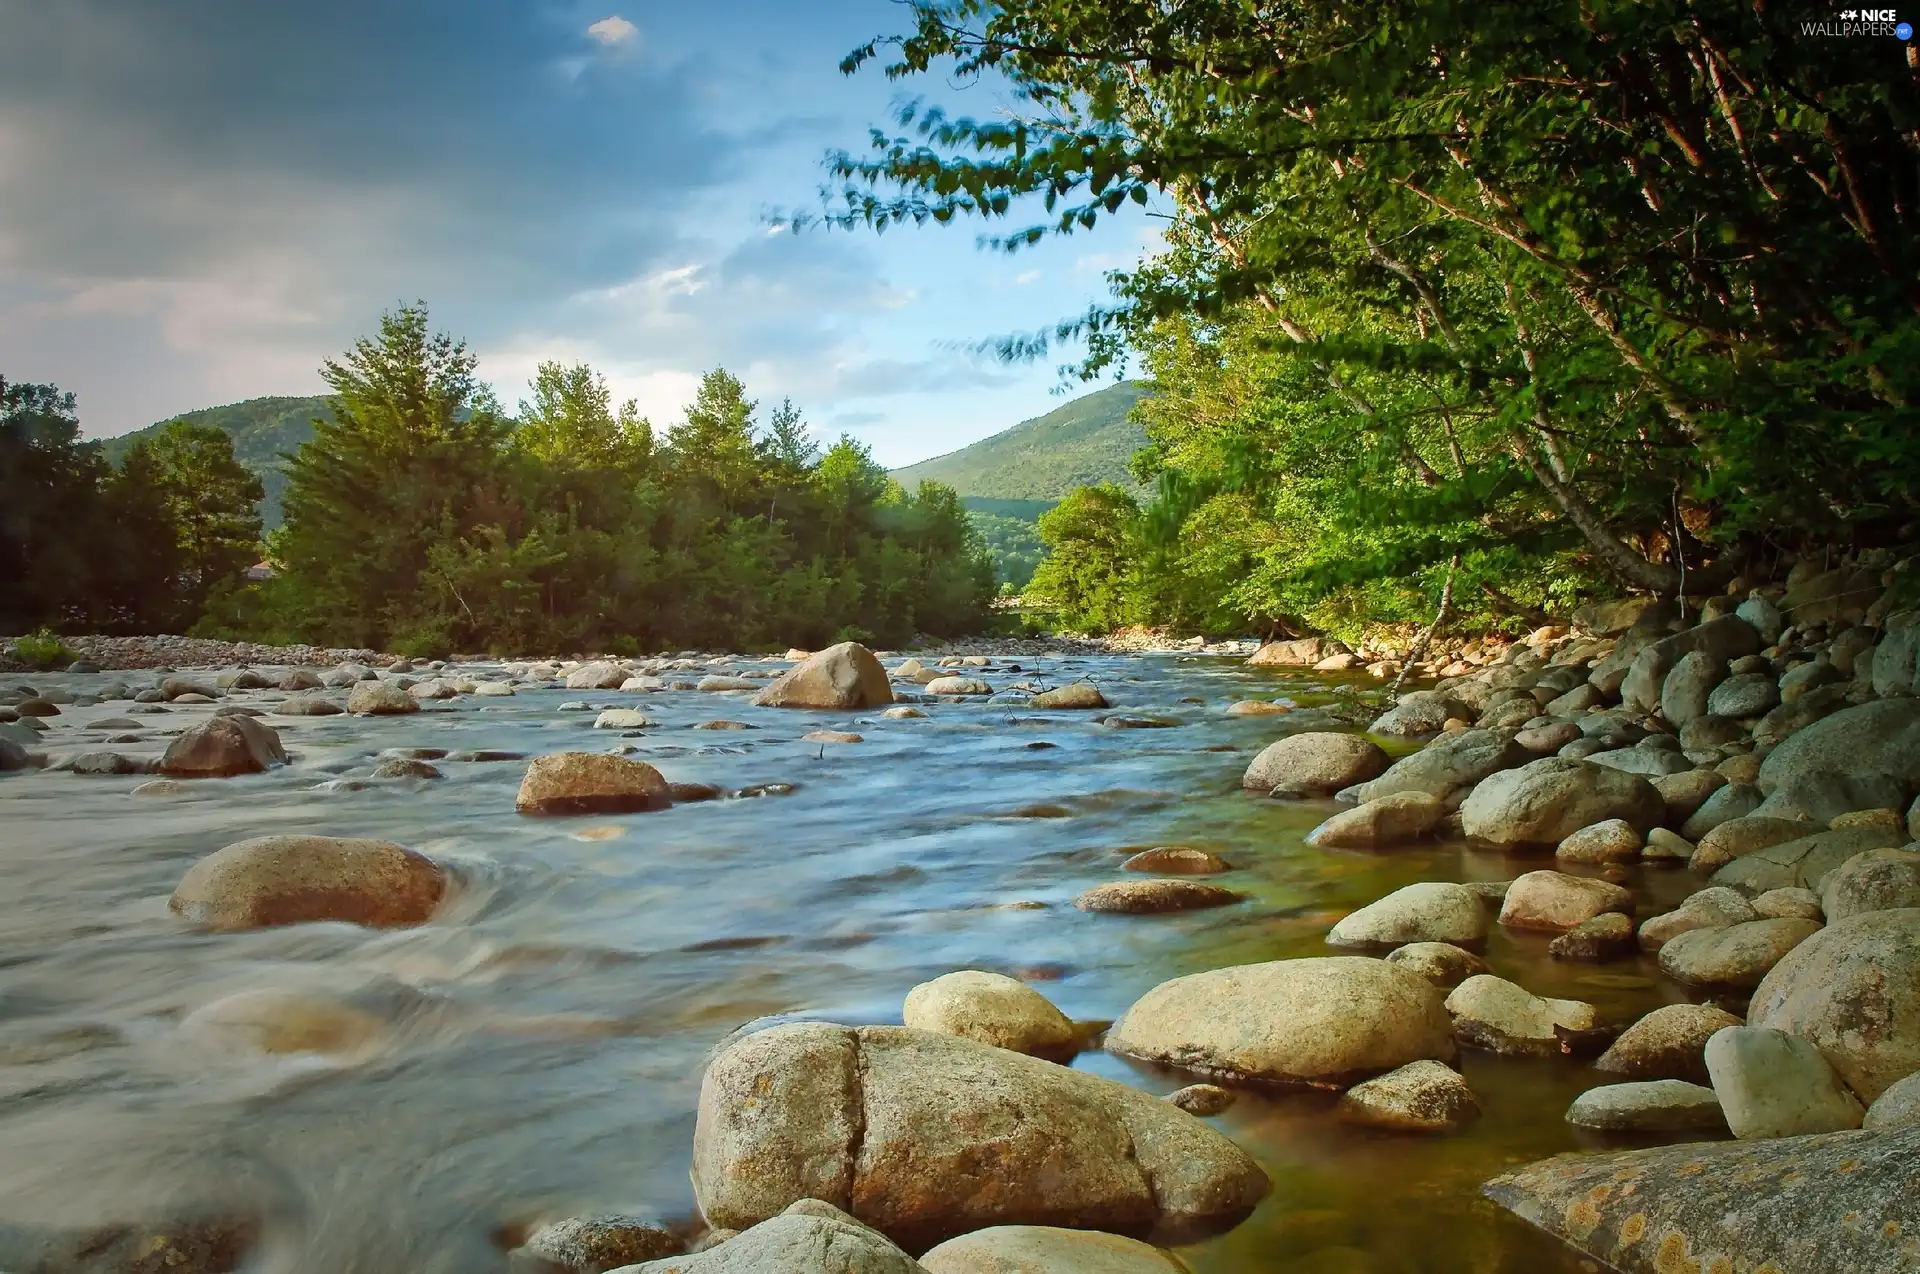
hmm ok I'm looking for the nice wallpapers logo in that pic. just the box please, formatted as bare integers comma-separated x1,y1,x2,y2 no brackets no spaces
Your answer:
1804,7,1913,36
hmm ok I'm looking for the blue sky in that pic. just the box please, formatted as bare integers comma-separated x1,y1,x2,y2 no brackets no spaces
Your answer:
0,0,1161,466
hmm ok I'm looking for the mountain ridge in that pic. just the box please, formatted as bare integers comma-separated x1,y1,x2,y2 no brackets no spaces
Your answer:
888,381,1147,501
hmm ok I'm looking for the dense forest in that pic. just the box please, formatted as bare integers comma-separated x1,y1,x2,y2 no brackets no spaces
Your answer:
1,306,996,654
831,0,1920,637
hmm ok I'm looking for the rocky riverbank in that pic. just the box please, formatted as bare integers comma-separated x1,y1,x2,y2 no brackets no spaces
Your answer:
4,560,1917,1274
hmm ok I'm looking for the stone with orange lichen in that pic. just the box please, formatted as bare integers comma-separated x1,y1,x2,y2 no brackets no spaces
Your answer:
1484,1123,1920,1273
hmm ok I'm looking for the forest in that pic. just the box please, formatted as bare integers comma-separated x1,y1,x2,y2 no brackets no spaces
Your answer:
829,0,1919,637
0,306,996,655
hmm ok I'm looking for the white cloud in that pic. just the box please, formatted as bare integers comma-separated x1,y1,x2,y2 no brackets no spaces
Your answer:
586,16,638,47
1013,269,1040,285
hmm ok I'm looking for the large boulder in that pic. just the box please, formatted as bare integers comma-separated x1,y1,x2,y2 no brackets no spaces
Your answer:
1705,1026,1863,1140
1241,732,1386,796
1105,957,1454,1087
1368,691,1468,738
627,1202,922,1274
1594,1003,1744,1084
1706,672,1780,720
1659,651,1727,728
1677,783,1766,841
901,971,1077,1063
1781,564,1880,627
1325,882,1487,948
1459,757,1664,849
1657,917,1822,990
157,716,288,778
1333,1059,1479,1132
1871,615,1920,698
1749,908,1920,1102
1497,870,1632,933
1483,1123,1920,1274
753,643,893,710
565,661,630,690
1383,942,1489,988
1564,1080,1725,1134
1752,770,1909,825
1688,814,1818,872
689,1024,1268,1252
169,835,447,931
1820,846,1920,921
917,1226,1183,1274
1636,886,1758,952
1756,698,1920,795
1247,638,1336,667
1304,792,1445,848
346,680,419,715
1444,974,1594,1057
1340,729,1528,805
515,753,672,815
1710,823,1907,894
1029,683,1108,710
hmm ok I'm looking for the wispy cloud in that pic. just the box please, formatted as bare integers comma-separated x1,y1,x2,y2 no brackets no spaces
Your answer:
586,15,638,46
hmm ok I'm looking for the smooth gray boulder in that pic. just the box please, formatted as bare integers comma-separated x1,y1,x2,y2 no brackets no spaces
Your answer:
1757,698,1920,794
1459,757,1664,849
1705,671,1779,719
1711,823,1907,894
1106,957,1454,1087
1326,882,1487,948
1751,770,1909,825
1749,908,1920,1102
1339,729,1527,805
1659,651,1727,728
1242,731,1387,796
1305,791,1445,848
1368,691,1470,737
1705,1026,1863,1139
1658,917,1821,990
1595,1003,1743,1084
1870,614,1919,698
1863,1071,1920,1130
917,1225,1183,1274
689,1024,1268,1253
625,1202,923,1274
1566,1080,1725,1133
1678,782,1765,840
753,643,893,710
1820,846,1920,922
1334,1059,1479,1132
1483,1123,1917,1273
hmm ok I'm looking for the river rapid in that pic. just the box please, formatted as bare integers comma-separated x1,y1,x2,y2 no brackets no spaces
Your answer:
0,653,1712,1274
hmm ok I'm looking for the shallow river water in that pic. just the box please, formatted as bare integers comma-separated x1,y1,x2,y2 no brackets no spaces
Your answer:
0,654,1713,1274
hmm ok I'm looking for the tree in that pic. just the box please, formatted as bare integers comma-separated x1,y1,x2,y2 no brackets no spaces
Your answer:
123,420,263,618
1025,484,1145,631
274,303,514,648
515,361,651,472
826,0,1920,612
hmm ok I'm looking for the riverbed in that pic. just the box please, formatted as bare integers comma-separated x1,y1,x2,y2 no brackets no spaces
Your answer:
0,654,1711,1273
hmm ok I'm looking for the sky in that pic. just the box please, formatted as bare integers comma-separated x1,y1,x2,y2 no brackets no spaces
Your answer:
0,0,1162,467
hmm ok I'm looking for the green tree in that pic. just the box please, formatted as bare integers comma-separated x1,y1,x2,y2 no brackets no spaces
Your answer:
274,303,514,648
1025,484,1145,631
826,0,1920,626
123,420,264,619
515,362,652,472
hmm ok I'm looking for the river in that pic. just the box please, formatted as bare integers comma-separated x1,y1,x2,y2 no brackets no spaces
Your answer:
0,653,1711,1273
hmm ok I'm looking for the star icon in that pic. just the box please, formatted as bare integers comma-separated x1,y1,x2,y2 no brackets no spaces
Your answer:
1841,7,1858,15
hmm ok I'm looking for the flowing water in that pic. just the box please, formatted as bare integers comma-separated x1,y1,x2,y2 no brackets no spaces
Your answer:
0,654,1712,1273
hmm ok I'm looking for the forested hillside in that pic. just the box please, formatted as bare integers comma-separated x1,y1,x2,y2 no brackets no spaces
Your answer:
889,381,1146,499
101,396,330,529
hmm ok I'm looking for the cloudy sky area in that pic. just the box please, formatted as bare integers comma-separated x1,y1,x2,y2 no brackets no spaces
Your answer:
0,0,1159,466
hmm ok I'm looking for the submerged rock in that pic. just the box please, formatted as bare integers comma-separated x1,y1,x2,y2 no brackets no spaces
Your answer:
1073,880,1243,914
1029,682,1108,710
521,1214,682,1272
157,715,288,778
1106,957,1455,1087
1120,847,1230,875
1164,1084,1235,1116
1444,974,1594,1057
1334,1059,1478,1133
516,752,672,815
1483,1123,1920,1274
1305,791,1445,849
1498,870,1633,933
689,1024,1269,1252
170,835,447,931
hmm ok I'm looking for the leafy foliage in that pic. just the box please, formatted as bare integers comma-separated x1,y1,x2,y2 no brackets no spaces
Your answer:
10,628,72,670
103,395,332,529
828,0,1920,633
227,304,996,654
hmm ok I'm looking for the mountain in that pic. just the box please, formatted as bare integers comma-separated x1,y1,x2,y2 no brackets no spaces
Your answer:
100,395,331,529
889,381,1148,501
